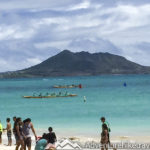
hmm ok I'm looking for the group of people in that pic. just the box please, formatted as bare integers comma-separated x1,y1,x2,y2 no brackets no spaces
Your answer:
0,116,112,150
0,117,57,150
35,127,56,150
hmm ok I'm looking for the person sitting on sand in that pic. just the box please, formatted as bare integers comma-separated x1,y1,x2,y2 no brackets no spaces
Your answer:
101,124,109,150
0,120,3,144
5,118,12,146
46,127,57,145
23,118,37,150
35,133,48,150
44,127,56,150
14,117,25,150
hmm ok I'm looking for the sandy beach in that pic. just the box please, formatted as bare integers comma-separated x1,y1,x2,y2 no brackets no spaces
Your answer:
1,133,150,150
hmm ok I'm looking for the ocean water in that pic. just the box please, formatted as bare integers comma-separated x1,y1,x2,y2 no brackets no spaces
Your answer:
0,75,150,137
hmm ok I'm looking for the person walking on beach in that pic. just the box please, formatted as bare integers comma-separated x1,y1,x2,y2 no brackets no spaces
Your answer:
23,118,37,150
14,117,24,150
5,118,12,146
100,117,111,144
0,120,3,144
101,124,109,150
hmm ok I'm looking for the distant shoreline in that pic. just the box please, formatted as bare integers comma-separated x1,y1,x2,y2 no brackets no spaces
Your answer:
0,73,150,80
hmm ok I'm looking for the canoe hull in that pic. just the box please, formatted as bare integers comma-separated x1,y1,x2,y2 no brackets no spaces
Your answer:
53,85,78,88
23,94,77,99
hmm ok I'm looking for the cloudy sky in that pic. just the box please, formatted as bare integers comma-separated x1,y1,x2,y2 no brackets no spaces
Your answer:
0,0,150,72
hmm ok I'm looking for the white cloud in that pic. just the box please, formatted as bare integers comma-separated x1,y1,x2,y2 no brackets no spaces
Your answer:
0,59,7,66
67,37,121,55
0,26,16,40
35,41,70,49
0,0,80,11
0,0,150,71
0,25,35,40
69,0,90,10
31,17,69,29
96,4,150,35
26,58,41,65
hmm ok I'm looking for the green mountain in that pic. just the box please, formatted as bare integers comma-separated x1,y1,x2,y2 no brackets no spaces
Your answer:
0,50,150,78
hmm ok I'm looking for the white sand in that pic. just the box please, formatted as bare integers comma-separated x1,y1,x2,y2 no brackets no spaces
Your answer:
0,135,150,150
0,145,35,150
1,130,150,150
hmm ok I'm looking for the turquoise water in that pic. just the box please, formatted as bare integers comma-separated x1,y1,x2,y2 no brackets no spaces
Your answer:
0,75,150,137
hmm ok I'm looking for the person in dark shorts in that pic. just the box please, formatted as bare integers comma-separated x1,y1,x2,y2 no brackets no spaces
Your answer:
46,127,57,144
14,117,24,150
5,118,12,146
0,120,3,144
23,118,37,150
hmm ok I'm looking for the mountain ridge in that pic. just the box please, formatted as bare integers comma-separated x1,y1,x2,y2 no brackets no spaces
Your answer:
0,50,150,78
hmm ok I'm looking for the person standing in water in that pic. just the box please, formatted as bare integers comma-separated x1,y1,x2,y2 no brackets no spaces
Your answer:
5,118,12,146
0,120,3,144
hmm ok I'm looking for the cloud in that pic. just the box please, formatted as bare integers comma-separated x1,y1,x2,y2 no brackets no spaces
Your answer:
26,58,41,65
0,40,60,72
0,0,150,71
0,25,35,40
68,0,90,11
0,0,80,11
67,37,121,55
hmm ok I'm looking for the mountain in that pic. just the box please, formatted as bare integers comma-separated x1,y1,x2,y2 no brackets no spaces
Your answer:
0,50,150,78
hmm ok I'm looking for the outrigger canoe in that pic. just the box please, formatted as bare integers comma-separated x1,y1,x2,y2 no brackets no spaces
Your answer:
53,84,82,89
53,85,76,88
23,94,77,99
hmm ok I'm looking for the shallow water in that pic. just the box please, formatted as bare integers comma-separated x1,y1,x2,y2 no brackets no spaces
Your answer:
0,75,150,137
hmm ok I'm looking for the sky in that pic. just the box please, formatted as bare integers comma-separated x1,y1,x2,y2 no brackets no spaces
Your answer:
0,0,150,72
